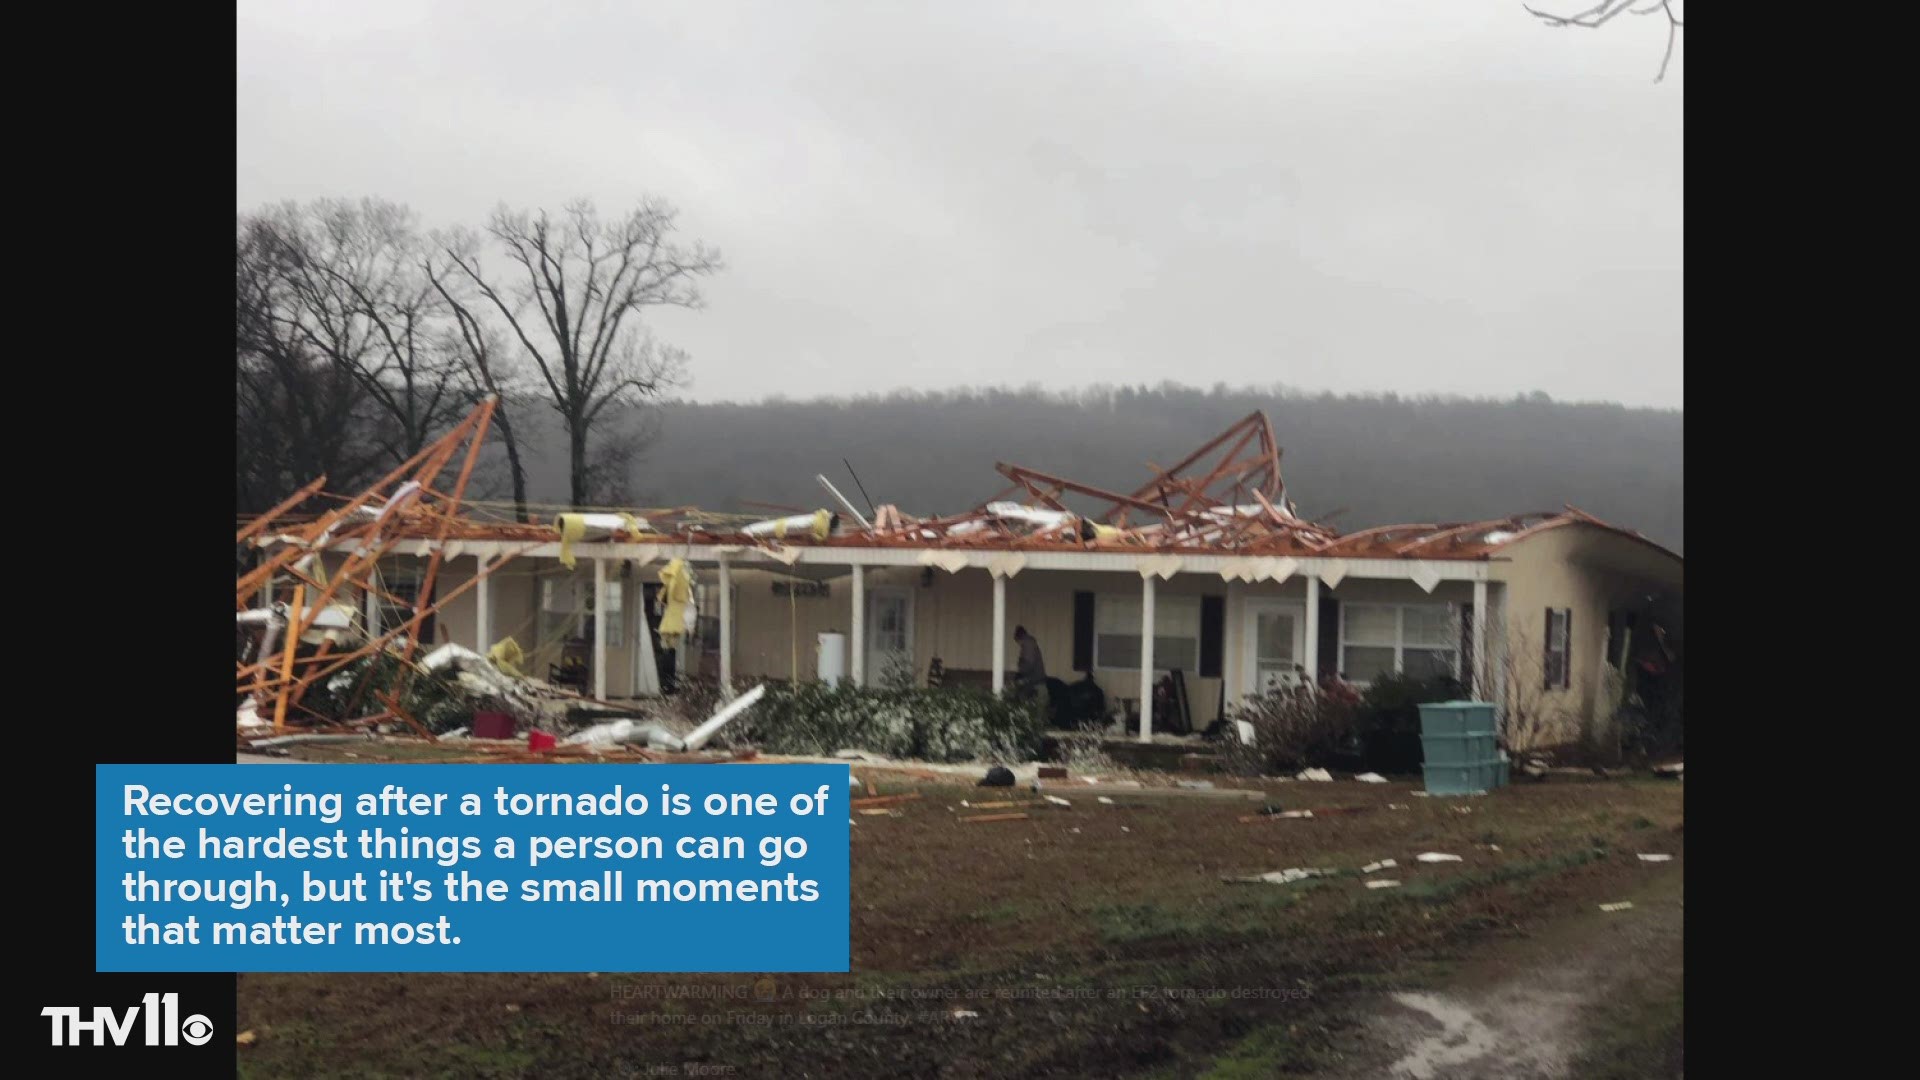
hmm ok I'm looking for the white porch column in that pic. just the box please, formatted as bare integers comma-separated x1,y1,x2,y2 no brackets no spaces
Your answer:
717,556,734,690
990,573,1007,693
593,558,609,701
1138,574,1156,742
360,572,380,638
850,564,867,688
1492,582,1509,720
475,554,492,649
1471,578,1489,699
1303,575,1321,686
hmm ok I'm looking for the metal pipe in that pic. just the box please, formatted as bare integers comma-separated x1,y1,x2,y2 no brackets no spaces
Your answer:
817,475,872,530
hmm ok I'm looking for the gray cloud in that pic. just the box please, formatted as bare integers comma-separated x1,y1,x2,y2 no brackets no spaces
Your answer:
237,0,1683,406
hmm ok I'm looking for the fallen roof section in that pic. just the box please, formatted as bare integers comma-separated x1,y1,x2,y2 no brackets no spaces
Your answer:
239,401,1677,566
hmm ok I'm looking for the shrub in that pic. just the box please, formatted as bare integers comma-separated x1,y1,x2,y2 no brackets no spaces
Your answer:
1223,680,1360,774
730,682,1045,763
1354,671,1467,772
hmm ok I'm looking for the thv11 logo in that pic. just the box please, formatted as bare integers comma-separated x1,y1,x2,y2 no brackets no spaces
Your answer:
41,993,212,1047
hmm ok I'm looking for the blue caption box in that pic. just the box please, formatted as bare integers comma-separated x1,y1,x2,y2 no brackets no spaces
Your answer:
96,763,850,973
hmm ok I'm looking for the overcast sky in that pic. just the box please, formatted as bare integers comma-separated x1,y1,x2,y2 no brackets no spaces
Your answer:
236,1,1683,408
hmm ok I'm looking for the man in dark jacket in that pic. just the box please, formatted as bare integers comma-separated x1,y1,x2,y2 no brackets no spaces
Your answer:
1013,625,1047,691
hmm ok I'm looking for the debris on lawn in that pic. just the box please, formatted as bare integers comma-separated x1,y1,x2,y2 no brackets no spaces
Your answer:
236,1030,258,1047
1044,795,1073,808
1037,766,1068,780
1296,768,1334,782
851,794,922,810
1365,879,1402,889
951,1008,980,1020
979,766,1017,788
1636,853,1673,862
1224,867,1337,885
1362,859,1398,874
961,813,1029,824
1097,796,1116,805
1060,783,1265,802
857,808,899,817
1600,901,1634,913
1389,803,1410,811
1355,772,1388,783
1416,852,1463,863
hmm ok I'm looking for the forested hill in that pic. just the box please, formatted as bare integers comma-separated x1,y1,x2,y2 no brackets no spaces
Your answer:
505,386,1683,552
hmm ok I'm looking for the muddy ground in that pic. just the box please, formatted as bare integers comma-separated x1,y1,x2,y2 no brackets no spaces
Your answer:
236,762,1683,1078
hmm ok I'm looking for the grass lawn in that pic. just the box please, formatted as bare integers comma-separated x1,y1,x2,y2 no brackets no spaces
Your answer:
237,764,1683,1078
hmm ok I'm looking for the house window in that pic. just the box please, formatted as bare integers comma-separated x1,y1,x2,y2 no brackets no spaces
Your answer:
541,575,622,646
602,580,624,648
1339,603,1459,683
1095,595,1201,673
375,569,423,642
1544,608,1572,689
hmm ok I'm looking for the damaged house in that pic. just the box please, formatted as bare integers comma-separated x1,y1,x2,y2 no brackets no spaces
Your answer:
244,403,1681,750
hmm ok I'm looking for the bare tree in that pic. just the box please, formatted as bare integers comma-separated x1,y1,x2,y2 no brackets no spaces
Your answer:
425,231,534,521
236,216,390,514
1525,1,1684,83
440,198,722,508
252,198,473,467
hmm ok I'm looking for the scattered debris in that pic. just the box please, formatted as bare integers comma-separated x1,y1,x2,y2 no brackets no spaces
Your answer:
1061,783,1264,802
1416,853,1463,863
1636,853,1673,863
979,766,1017,788
681,684,767,751
1176,779,1216,790
1362,859,1398,874
1224,867,1337,885
1652,760,1684,778
1599,901,1634,913
1365,879,1402,890
961,813,1029,824
951,1008,980,1020
236,1030,258,1047
1296,768,1334,782
1096,796,1116,805
857,808,898,817
527,731,556,753
851,793,922,810
962,800,1022,810
1043,795,1073,808
1389,803,1410,811
1355,772,1388,783
1037,766,1068,780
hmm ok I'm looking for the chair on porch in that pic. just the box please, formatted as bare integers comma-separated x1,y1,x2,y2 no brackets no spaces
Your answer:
549,640,591,695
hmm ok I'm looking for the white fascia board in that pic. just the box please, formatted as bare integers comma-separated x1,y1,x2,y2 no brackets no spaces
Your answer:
318,539,1490,581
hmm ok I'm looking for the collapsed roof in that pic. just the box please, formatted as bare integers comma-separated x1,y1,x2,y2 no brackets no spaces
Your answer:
240,401,1670,570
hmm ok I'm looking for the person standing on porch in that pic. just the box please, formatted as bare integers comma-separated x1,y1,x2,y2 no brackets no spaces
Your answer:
1013,625,1047,692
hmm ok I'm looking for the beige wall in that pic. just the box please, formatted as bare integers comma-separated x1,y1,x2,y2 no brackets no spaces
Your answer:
1490,524,1684,747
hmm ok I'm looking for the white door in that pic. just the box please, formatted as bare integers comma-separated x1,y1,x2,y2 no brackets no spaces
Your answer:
866,587,914,687
1243,600,1307,696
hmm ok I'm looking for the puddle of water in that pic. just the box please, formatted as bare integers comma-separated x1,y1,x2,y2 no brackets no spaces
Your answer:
1389,992,1499,1079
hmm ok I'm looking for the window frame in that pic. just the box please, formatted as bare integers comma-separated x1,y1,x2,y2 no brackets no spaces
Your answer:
1336,602,1462,685
1093,593,1203,675
1543,607,1572,690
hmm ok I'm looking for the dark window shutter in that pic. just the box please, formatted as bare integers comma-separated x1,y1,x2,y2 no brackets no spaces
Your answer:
1199,595,1225,677
1562,608,1573,689
1072,591,1095,672
1459,603,1474,688
1543,607,1555,691
1318,595,1340,683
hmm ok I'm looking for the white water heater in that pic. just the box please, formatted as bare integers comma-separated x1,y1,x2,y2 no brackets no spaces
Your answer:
816,631,847,687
